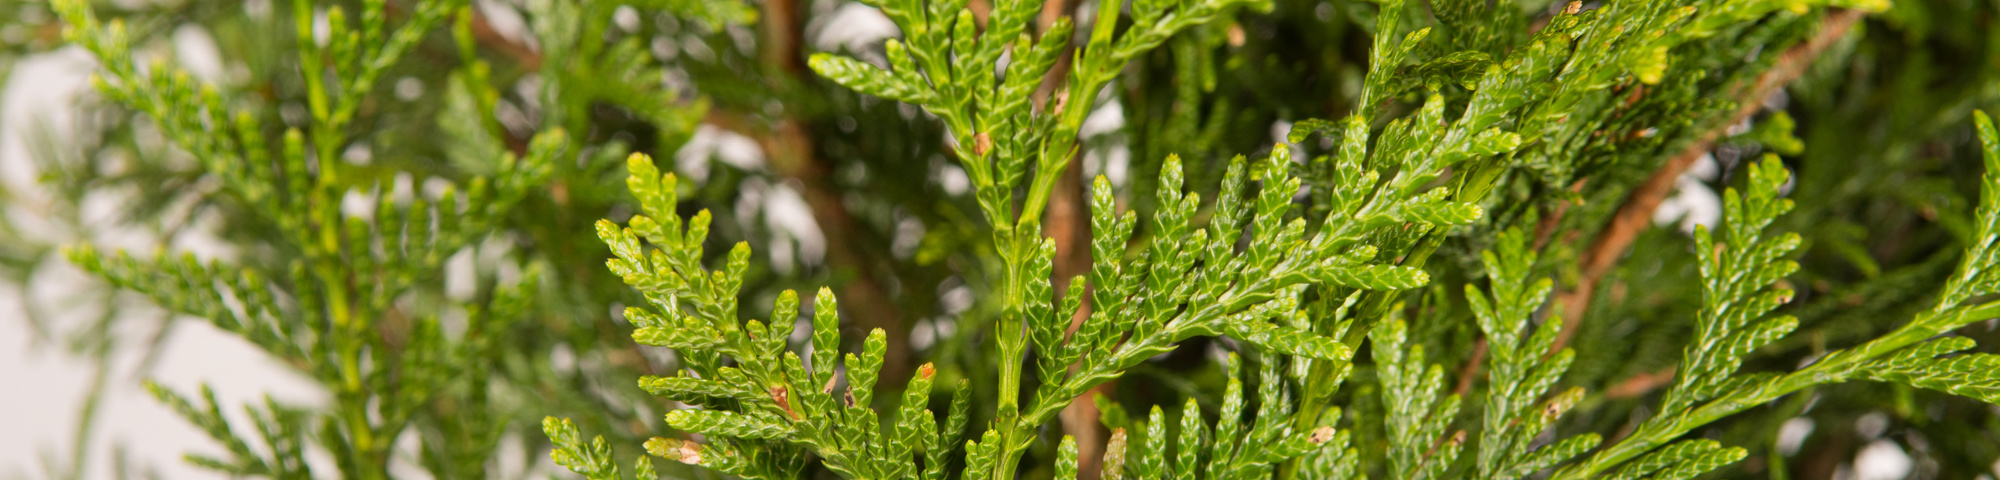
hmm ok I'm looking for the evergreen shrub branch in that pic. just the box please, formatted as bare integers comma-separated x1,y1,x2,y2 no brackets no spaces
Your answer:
589,0,2000,478
25,0,2000,478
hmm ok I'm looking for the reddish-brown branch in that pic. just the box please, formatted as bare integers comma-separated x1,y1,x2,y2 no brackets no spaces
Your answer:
466,10,541,70
1050,154,1106,478
1533,180,1588,250
705,114,914,393
1027,0,1112,475
760,0,807,75
770,118,912,386
1546,9,1865,356
1453,338,1489,397
1604,366,1677,399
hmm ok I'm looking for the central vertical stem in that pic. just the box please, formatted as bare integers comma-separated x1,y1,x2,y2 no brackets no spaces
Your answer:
993,227,1030,479
295,2,373,475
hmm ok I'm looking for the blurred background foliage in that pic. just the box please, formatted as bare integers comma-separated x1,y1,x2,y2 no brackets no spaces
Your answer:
1,0,1998,478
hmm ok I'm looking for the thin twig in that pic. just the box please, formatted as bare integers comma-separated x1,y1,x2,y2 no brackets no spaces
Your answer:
1603,366,1677,399
1453,338,1489,397
1545,9,1865,356
466,10,540,70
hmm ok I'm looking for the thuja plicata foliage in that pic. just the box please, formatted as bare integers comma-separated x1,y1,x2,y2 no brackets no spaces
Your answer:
43,0,739,477
31,0,2000,478
583,0,2000,477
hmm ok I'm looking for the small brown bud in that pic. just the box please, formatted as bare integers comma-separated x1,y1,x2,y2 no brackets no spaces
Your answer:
974,132,993,156
770,385,798,420
1309,426,1337,444
678,441,703,464
1565,1,1582,14
647,437,704,465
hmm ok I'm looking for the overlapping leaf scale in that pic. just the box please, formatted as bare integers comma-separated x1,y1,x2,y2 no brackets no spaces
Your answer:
1504,433,1600,480
1371,318,1464,480
1045,147,1413,411
1392,198,1487,229
639,375,758,405
1468,228,1596,479
806,54,932,104
1942,111,2000,309
545,417,626,480
1603,440,1731,480
604,155,960,476
1665,156,1801,412
1652,447,1749,480
1096,357,1335,480
666,410,793,441
1865,337,2000,403
1228,319,1351,362
1320,263,1431,290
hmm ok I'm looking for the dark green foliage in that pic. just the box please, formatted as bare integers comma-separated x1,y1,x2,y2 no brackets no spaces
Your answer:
13,0,2000,478
1467,228,1594,480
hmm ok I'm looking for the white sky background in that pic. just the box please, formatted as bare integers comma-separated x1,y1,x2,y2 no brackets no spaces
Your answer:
0,3,772,478
0,47,331,480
